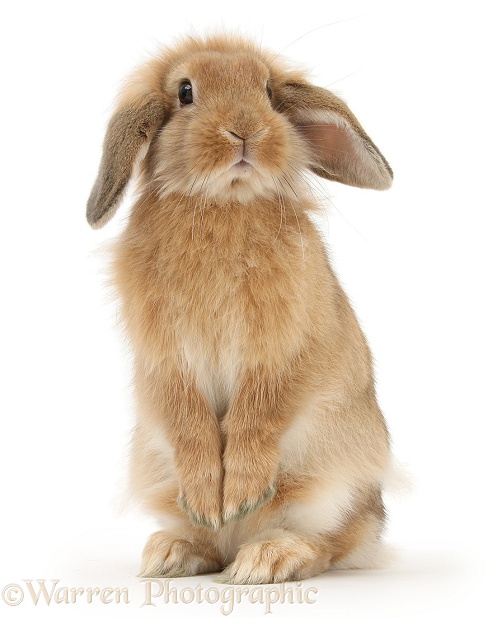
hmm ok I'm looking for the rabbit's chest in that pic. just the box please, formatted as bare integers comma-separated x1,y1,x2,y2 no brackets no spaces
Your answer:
119,202,316,414
171,237,308,353
161,226,311,415
159,206,310,344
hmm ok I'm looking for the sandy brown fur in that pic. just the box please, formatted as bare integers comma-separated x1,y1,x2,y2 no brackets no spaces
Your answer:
88,34,393,583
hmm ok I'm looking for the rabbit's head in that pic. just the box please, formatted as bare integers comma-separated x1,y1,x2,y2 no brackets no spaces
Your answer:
87,34,392,228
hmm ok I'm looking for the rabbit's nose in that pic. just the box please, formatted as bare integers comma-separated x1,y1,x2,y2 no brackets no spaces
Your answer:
225,128,267,142
227,130,247,142
223,107,267,141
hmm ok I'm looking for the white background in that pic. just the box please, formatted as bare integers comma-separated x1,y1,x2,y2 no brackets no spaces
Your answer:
1,0,495,616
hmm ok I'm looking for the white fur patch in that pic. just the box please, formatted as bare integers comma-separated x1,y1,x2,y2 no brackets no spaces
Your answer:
382,458,414,499
278,400,316,473
181,337,241,419
333,540,397,570
278,391,345,474
283,481,355,535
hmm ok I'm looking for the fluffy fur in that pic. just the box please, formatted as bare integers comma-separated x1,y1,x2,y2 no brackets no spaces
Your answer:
87,34,393,584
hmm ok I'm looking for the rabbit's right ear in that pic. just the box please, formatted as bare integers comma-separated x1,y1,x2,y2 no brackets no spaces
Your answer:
86,95,166,229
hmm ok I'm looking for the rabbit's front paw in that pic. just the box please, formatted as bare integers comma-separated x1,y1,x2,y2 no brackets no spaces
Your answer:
222,469,276,523
178,492,222,530
177,481,223,531
177,461,223,530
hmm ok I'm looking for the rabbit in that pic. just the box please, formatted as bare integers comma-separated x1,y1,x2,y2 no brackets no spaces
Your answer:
86,33,394,584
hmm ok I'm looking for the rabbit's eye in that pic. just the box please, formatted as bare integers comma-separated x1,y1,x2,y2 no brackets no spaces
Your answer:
266,83,272,99
178,81,193,105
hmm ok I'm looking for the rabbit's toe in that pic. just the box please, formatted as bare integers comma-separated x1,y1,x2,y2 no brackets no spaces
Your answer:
178,494,222,530
177,482,223,531
223,480,276,523
216,533,317,585
140,531,221,578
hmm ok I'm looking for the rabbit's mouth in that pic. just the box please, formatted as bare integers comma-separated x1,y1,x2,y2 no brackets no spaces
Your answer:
232,159,252,172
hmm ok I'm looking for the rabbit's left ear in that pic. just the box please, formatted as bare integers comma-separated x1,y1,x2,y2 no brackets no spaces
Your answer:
277,82,393,190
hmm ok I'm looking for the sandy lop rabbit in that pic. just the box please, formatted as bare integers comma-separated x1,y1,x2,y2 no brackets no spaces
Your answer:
87,34,394,584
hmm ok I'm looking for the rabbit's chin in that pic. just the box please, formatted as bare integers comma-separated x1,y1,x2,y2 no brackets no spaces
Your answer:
158,164,290,205
208,165,276,204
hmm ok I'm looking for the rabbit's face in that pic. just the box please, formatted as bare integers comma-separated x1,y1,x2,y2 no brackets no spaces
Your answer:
148,51,308,204
87,35,392,229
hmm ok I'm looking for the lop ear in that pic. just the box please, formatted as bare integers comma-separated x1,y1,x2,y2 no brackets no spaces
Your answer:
86,96,166,228
277,82,393,190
